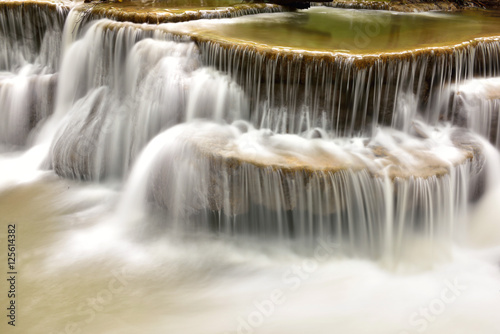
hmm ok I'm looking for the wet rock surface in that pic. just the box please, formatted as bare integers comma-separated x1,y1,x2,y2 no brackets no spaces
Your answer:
314,0,500,12
82,0,290,24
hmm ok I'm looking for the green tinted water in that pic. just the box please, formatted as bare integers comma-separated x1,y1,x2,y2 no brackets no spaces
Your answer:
185,7,500,53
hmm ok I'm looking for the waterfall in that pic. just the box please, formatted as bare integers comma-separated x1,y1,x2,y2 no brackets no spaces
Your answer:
4,3,500,333
0,2,66,147
1,2,500,260
46,17,248,181
115,120,482,258
0,1,67,72
83,2,289,24
195,34,500,136
444,77,500,148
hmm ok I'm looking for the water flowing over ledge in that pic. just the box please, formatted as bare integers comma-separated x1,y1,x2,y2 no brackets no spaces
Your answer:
0,1,66,146
0,1,67,71
0,0,499,257
1,0,291,27
445,77,500,148
38,12,487,258
3,3,500,333
175,8,500,135
112,121,481,257
83,1,289,24
44,8,500,138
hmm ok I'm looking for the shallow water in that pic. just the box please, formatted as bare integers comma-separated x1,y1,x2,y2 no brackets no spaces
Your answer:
172,7,500,53
1,169,500,334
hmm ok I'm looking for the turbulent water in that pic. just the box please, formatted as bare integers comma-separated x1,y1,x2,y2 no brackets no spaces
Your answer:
1,3,500,334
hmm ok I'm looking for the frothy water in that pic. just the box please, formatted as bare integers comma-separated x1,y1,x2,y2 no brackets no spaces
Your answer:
445,77,500,147
1,3,500,334
115,121,480,262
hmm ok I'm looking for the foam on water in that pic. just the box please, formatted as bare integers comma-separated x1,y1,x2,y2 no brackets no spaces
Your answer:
444,77,500,147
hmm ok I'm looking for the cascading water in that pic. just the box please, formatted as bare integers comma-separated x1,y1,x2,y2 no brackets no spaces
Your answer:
48,18,248,180
80,0,288,25
1,2,500,334
444,77,500,148
169,8,500,135
0,2,65,146
119,120,478,259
